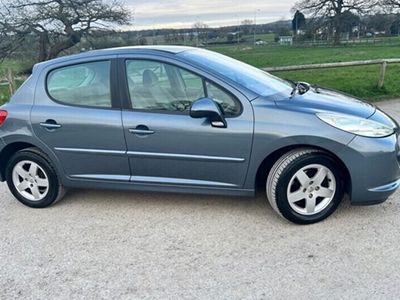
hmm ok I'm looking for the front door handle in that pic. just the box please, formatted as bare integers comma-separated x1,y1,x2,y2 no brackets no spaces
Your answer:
129,125,155,136
40,120,62,130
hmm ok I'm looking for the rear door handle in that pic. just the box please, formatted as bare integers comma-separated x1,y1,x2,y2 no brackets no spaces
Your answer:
129,125,155,135
129,129,155,135
40,120,62,130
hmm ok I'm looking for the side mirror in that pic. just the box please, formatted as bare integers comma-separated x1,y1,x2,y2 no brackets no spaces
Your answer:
190,98,227,128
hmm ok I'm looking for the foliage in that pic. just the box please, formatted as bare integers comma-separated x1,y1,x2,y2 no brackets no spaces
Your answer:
292,10,306,32
0,0,131,63
293,0,375,44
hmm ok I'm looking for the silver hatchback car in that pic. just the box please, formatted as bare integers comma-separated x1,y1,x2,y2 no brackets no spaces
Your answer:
0,46,399,224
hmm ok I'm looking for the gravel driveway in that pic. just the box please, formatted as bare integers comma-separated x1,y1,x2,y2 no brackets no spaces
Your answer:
1,101,400,299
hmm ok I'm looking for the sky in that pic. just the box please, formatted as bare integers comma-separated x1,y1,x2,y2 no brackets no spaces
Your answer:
122,0,298,30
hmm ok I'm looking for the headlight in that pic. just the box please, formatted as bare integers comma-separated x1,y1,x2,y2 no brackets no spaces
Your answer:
316,112,394,137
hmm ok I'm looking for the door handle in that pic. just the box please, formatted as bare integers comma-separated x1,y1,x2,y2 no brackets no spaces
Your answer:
40,120,62,130
129,125,155,136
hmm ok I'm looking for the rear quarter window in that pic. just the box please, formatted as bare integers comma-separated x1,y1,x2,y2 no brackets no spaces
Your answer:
46,61,111,108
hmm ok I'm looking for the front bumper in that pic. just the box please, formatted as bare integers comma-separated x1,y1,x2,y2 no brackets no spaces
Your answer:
354,178,400,206
339,133,400,205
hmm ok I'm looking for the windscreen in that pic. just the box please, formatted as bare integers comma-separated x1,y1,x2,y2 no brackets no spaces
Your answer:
178,49,292,97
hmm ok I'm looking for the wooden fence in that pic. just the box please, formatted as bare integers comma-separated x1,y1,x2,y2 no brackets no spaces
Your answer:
263,58,400,88
1,58,400,96
0,68,19,95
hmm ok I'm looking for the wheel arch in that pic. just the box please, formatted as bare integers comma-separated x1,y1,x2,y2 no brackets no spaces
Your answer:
255,144,351,196
0,140,61,182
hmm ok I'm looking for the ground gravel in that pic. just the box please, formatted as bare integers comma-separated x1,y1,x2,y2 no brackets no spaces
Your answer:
0,101,399,299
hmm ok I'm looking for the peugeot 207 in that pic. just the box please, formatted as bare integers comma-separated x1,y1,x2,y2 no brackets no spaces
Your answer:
0,46,398,224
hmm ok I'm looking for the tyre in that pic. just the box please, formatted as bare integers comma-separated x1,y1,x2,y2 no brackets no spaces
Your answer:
266,148,344,224
6,147,65,208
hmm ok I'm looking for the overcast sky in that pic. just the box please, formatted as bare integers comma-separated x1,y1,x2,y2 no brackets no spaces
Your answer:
122,0,298,30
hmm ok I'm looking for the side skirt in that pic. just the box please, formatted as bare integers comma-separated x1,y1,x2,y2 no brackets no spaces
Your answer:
63,178,255,198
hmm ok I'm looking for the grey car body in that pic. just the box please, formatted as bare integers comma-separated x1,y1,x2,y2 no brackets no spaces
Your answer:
0,46,399,223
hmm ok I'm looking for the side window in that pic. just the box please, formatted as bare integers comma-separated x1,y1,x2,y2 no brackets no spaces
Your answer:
125,60,205,112
47,61,111,108
178,68,205,101
206,81,240,116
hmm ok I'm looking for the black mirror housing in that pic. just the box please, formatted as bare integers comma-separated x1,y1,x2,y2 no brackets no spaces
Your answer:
190,98,227,128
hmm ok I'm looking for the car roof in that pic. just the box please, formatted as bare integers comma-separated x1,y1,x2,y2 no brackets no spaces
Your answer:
33,46,196,70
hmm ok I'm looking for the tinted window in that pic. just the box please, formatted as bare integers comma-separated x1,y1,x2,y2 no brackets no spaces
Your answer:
125,59,240,115
47,61,111,107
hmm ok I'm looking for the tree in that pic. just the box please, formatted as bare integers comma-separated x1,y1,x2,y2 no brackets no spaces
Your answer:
241,19,253,35
0,0,131,63
192,22,209,44
339,11,360,35
389,15,400,34
241,19,254,26
383,0,400,8
381,0,400,33
293,0,375,44
292,10,306,33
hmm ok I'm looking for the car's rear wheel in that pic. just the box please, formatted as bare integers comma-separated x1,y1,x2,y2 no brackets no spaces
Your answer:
6,148,65,208
266,148,344,224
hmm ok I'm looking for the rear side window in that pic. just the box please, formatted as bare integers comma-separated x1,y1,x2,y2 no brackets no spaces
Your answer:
47,61,111,108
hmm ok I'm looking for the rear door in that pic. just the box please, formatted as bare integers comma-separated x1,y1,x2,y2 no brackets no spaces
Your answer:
119,55,254,189
31,57,130,182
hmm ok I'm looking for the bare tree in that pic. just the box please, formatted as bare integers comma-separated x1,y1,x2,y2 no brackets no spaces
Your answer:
0,0,131,63
241,19,254,26
241,19,253,35
192,22,209,45
293,0,375,44
383,0,400,7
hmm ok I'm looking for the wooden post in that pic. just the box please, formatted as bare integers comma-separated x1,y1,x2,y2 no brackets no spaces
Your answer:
378,61,387,88
6,68,16,96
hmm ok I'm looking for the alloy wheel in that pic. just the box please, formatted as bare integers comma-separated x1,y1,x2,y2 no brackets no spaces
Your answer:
12,160,49,201
286,164,336,216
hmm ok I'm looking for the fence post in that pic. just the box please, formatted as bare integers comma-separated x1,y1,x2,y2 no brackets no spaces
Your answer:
6,68,16,96
378,61,387,88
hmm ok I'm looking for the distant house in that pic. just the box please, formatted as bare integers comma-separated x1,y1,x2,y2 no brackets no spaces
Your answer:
255,40,268,45
227,31,240,42
279,36,293,45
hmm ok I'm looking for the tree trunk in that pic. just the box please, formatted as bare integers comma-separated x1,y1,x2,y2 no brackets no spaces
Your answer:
333,29,341,45
333,15,343,45
47,33,82,60
38,32,49,62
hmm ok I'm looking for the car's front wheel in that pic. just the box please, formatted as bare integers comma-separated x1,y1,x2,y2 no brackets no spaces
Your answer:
6,148,65,208
266,148,344,224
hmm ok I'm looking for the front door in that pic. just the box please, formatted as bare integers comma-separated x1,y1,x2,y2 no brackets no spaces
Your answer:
120,57,254,189
31,59,130,181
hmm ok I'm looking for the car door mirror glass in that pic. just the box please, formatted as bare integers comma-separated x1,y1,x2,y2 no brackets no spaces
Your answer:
190,97,227,128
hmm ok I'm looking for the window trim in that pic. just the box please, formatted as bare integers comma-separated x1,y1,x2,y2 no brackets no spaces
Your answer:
45,59,120,110
121,58,243,118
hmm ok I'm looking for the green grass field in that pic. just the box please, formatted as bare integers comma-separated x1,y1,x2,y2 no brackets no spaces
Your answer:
1,42,400,104
0,85,10,104
210,42,400,67
210,43,400,101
